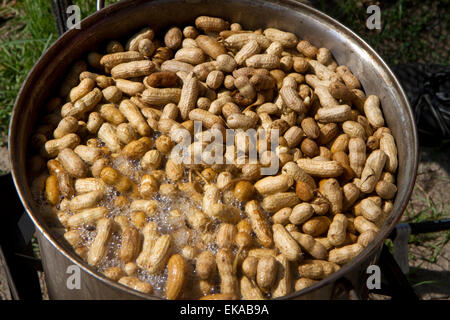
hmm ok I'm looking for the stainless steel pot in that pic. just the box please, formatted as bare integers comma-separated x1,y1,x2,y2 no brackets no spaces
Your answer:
9,0,418,300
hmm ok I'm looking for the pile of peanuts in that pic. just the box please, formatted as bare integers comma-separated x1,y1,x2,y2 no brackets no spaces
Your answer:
29,15,398,300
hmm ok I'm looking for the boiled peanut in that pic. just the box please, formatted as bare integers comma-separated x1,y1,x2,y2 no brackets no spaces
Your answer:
166,254,188,300
256,256,278,291
327,214,348,246
302,216,331,237
262,192,300,213
216,248,239,296
298,259,340,280
245,200,273,248
290,231,328,260
272,224,302,261
241,276,265,300
329,243,364,265
87,218,113,266
289,203,314,225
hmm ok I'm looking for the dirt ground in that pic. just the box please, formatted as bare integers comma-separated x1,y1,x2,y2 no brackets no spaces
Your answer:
0,145,10,173
405,146,450,300
0,248,12,300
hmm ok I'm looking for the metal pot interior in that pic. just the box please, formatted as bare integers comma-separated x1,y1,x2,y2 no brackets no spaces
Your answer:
9,0,418,299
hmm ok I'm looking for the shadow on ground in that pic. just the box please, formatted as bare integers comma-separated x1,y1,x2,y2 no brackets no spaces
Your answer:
409,266,450,299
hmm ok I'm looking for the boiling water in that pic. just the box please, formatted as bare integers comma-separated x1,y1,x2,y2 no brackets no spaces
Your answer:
35,152,253,299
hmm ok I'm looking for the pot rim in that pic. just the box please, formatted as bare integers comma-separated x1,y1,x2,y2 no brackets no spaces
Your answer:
9,0,418,300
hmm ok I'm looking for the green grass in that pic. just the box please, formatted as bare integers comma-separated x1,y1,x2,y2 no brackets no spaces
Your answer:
402,187,450,289
411,280,439,288
0,0,117,141
316,0,450,65
404,185,450,265
0,0,58,141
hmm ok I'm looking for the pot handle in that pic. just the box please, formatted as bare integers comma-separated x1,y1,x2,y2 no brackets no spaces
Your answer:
51,0,105,36
97,0,105,11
